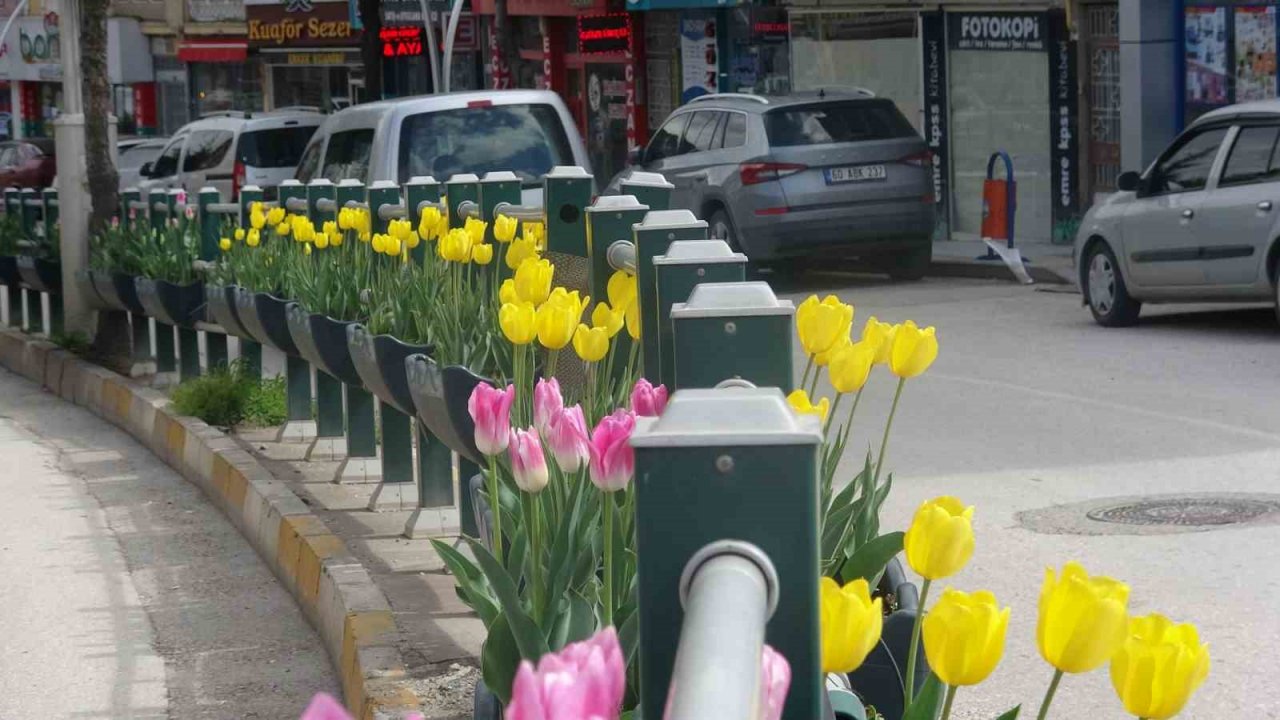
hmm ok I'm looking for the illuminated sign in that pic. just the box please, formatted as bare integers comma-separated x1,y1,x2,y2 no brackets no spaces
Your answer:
578,13,631,54
380,26,423,57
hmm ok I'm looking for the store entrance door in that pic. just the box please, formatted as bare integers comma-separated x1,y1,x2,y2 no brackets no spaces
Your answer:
584,63,629,186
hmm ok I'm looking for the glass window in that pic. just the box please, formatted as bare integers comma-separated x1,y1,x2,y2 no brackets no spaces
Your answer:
118,142,165,171
0,146,15,167
397,104,573,184
1220,125,1280,186
764,99,917,147
321,129,375,183
237,125,318,168
647,113,690,161
151,136,186,178
1151,126,1229,193
684,111,721,153
295,140,322,184
182,130,234,172
722,112,747,149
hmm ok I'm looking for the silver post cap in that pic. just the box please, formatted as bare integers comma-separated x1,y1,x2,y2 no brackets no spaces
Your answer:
369,180,399,191
481,171,520,183
445,173,481,184
241,184,263,192
587,194,647,213
636,209,706,232
630,386,821,448
653,239,746,266
546,165,593,179
279,179,303,187
307,178,334,187
337,179,363,188
406,175,440,185
669,281,794,319
622,170,675,189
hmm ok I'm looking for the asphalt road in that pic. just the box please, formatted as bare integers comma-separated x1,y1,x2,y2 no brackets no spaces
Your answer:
775,269,1280,719
0,367,337,719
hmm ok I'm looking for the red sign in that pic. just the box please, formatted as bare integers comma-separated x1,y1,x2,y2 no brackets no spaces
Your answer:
578,13,631,54
488,22,510,89
380,26,423,57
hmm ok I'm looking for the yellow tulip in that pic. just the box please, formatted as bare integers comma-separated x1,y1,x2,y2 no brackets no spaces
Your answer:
338,207,353,230
923,588,1010,687
861,317,898,365
820,577,883,674
314,232,329,249
514,258,554,305
371,233,387,254
434,215,450,241
814,335,851,368
234,228,246,241
419,207,442,240
505,236,540,269
246,229,260,247
218,237,232,252
358,231,371,243
536,288,587,350
1110,614,1210,720
405,230,421,249
903,496,975,581
828,340,876,394
303,243,312,256
525,222,545,249
891,320,939,379
386,235,402,257
1038,562,1130,674
786,389,829,423
591,301,625,338
438,228,473,262
494,214,519,243
266,206,285,226
499,302,537,345
276,222,291,237
796,294,854,356
330,231,343,247
322,220,337,237
250,208,266,230
465,216,488,245
472,243,494,265
572,323,609,362
625,296,640,340
499,279,518,305
608,270,637,312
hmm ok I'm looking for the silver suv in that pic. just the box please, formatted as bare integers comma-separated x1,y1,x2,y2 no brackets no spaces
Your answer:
137,109,323,200
295,90,590,205
1075,100,1280,327
608,91,936,278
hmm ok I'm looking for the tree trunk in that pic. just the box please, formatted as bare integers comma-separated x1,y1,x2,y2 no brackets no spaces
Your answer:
493,0,515,88
81,0,130,367
358,0,383,101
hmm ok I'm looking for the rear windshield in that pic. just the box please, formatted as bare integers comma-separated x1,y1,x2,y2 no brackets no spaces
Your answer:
764,101,917,147
397,103,573,184
237,125,319,168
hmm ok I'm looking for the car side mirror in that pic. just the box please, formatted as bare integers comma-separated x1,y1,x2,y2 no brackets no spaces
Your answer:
1116,171,1141,193
139,161,153,178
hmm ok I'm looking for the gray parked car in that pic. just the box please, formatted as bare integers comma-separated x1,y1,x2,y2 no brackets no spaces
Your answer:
1075,100,1280,326
607,90,936,278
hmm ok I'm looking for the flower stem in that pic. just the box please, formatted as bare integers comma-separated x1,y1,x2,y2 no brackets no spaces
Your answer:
546,347,560,379
602,491,614,627
940,685,958,720
487,454,503,564
1036,669,1065,720
824,392,843,438
800,354,814,392
903,577,932,707
873,378,906,486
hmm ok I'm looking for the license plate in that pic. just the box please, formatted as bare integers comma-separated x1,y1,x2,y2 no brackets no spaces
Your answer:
826,165,887,184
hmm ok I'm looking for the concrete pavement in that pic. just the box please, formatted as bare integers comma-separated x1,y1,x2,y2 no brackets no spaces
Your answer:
778,272,1280,718
0,366,337,719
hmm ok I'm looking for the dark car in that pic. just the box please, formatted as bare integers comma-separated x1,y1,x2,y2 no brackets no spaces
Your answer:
0,139,56,189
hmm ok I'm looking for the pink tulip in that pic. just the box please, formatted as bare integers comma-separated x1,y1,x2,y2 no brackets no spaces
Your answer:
509,427,549,493
630,378,668,417
589,409,635,493
297,693,423,720
110,216,120,228
533,377,564,436
547,404,590,473
759,645,791,720
507,627,626,720
468,382,515,456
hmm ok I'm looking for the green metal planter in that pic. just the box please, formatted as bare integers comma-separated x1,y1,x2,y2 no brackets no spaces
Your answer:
134,278,205,328
206,284,254,340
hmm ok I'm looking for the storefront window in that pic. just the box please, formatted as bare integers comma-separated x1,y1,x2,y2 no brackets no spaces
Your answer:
1184,4,1277,122
727,7,790,95
191,62,263,117
271,65,351,112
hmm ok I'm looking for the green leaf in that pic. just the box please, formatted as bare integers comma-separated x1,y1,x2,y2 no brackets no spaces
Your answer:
464,537,549,661
548,592,598,651
481,613,521,705
902,673,944,720
430,538,499,625
618,602,640,667
992,706,1021,720
837,531,904,585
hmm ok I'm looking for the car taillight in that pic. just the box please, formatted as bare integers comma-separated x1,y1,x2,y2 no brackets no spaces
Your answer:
232,160,246,200
739,162,807,186
900,150,934,168
467,100,493,108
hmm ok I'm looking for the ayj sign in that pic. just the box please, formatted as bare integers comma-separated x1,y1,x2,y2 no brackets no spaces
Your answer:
949,12,1046,52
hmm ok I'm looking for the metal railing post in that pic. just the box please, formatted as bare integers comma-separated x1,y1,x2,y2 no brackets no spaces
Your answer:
585,195,647,381
652,240,747,388
403,176,441,265
543,165,594,256
236,185,265,378
620,170,674,212
42,187,62,337
170,188,200,383
443,174,480,229
670,282,795,392
277,180,312,430
332,179,380,483
198,187,229,369
478,171,521,243
301,178,346,456
631,386,823,720
632,210,708,382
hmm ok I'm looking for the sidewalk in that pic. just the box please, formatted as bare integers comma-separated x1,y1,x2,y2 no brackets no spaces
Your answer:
930,238,1075,285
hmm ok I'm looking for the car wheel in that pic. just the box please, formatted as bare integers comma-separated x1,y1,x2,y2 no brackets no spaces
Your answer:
1084,242,1141,327
708,209,742,254
886,243,931,281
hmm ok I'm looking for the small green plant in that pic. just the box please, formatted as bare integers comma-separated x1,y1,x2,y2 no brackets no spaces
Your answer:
51,331,91,355
170,360,286,428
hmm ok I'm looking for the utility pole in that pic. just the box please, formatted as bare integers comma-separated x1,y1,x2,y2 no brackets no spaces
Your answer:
54,0,93,334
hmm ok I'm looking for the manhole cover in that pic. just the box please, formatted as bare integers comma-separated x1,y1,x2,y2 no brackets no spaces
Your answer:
1086,497,1280,526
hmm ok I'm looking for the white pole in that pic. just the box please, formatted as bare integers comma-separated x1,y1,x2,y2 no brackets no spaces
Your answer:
442,0,464,93
419,0,440,93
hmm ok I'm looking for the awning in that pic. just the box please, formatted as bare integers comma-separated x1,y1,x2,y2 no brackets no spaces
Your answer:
178,40,249,63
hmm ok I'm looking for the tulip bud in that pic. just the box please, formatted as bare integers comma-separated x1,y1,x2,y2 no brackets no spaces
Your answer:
903,496,975,581
507,627,625,720
588,409,635,492
219,237,232,252
508,428,549,493
234,228,246,241
573,324,609,363
829,340,876,394
796,294,855,356
1038,562,1130,674
546,404,590,473
923,588,1010,687
630,378,668,417
1110,614,1210,720
820,577,882,674
890,320,939,379
786,389,829,423
467,383,515,456
471,243,494,265
494,214,519,243
533,377,563,436
500,302,538,345
591,301,625,337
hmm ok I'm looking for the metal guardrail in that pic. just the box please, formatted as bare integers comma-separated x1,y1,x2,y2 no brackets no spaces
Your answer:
492,201,545,222
22,198,42,208
128,200,149,212
607,240,636,274
206,202,240,215
666,541,778,720
455,200,481,220
315,198,336,213
416,199,446,216
378,203,406,221
285,197,308,213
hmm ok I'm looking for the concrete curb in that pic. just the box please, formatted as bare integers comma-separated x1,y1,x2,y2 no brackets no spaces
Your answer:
0,329,421,720
928,258,1073,285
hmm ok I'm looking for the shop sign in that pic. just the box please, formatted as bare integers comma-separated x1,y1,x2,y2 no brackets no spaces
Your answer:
381,26,423,57
948,12,1046,52
0,14,62,82
488,21,510,88
578,13,631,54
920,11,949,241
285,51,347,64
247,0,360,48
1047,9,1079,244
679,14,717,102
749,7,787,44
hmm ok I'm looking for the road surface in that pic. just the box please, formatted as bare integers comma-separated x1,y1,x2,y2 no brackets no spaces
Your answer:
0,366,337,719
776,269,1280,719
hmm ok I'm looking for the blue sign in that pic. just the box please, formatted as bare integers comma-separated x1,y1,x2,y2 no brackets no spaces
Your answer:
349,0,363,31
625,0,741,12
